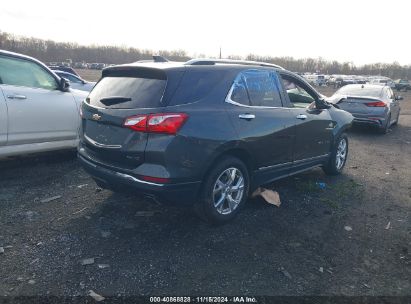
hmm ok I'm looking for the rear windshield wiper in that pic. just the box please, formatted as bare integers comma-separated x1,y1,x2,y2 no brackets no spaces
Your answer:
99,96,132,106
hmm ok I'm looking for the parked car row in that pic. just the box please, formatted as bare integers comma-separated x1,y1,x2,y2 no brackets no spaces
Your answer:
301,73,408,90
0,50,404,223
49,62,114,70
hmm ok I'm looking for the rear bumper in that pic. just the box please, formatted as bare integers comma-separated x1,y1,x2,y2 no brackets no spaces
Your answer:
352,117,384,127
78,154,201,204
351,113,387,128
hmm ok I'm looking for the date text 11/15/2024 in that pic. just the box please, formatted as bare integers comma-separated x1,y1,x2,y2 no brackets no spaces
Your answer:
149,297,258,303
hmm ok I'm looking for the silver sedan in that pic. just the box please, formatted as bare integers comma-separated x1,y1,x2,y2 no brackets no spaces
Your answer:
328,84,402,134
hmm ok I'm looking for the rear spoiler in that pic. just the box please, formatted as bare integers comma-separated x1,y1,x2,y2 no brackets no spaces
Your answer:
102,65,167,80
332,95,381,104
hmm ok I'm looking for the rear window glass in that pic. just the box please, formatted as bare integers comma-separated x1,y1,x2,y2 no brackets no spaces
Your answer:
336,86,382,98
88,76,166,109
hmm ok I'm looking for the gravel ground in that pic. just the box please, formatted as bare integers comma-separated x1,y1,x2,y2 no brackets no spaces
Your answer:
0,86,410,298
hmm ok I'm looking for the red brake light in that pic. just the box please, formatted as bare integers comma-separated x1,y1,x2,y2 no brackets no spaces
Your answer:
365,101,386,107
123,115,147,132
123,113,188,134
147,113,188,134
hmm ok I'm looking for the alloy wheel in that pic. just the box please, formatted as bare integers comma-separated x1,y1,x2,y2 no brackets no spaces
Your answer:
212,167,245,215
335,138,347,170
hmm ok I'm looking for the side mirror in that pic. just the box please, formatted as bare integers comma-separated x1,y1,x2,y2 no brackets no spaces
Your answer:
315,98,331,109
60,77,70,91
395,95,403,101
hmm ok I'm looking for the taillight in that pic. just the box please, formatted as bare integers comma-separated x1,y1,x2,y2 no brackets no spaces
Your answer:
123,115,148,132
365,101,386,107
123,113,188,135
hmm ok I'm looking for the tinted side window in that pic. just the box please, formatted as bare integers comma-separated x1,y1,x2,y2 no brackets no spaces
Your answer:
230,75,250,105
228,70,282,107
0,55,58,90
169,70,226,106
243,70,282,107
280,75,316,108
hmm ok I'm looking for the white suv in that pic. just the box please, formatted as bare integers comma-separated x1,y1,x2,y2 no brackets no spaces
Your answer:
0,50,88,158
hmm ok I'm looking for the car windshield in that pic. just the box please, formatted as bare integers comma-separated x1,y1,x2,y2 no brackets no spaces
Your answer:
336,86,382,98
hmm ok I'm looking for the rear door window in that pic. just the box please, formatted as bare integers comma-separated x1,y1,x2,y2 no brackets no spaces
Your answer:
88,76,166,109
227,70,283,107
230,76,250,105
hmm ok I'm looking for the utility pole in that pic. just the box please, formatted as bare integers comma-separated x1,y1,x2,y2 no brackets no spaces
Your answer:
219,47,222,59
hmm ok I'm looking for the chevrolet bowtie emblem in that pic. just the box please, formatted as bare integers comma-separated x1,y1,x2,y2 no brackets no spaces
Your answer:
92,114,101,121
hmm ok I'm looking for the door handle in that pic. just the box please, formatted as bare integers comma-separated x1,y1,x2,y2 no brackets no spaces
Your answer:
296,114,307,120
7,94,27,100
239,113,255,120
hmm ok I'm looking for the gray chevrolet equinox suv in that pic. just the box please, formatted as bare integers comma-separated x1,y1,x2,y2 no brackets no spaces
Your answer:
78,58,353,223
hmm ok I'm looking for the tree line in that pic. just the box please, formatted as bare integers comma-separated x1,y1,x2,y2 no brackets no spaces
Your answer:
1,31,409,79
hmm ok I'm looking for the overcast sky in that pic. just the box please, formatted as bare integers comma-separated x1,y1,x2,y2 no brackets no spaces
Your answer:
1,0,410,65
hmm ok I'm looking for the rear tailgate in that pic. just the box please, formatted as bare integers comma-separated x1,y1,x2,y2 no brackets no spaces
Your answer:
336,96,385,115
80,66,181,169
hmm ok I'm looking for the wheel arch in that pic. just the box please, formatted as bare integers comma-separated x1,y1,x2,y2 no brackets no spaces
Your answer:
200,146,256,183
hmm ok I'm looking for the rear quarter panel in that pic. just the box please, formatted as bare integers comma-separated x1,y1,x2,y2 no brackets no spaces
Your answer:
0,87,8,145
143,101,239,182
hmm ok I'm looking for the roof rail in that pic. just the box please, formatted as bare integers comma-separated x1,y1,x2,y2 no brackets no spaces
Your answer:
184,58,284,70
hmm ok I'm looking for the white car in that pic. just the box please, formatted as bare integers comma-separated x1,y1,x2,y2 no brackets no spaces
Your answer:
54,70,96,92
0,50,88,158
368,77,396,89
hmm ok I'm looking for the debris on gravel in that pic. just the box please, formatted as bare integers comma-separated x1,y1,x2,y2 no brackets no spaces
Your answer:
279,267,292,279
88,290,105,302
100,231,111,238
135,211,157,217
385,221,391,230
252,187,281,207
40,195,62,203
81,258,95,266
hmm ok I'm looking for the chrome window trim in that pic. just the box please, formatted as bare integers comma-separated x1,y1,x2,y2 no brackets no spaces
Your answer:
224,70,285,110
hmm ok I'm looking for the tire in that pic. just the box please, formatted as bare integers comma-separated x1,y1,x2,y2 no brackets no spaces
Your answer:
378,114,391,134
194,156,249,224
323,133,348,176
392,112,400,126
